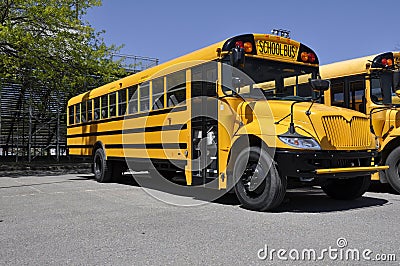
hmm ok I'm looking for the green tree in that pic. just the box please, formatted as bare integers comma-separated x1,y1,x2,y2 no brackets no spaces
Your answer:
0,0,126,99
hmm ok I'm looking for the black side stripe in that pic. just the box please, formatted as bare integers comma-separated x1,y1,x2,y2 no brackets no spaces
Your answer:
105,143,187,149
67,105,187,129
67,124,187,138
67,145,93,149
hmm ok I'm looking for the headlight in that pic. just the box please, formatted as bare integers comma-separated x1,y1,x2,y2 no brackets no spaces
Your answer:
278,136,321,150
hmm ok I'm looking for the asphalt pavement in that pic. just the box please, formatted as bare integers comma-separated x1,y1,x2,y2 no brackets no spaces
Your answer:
1,173,399,265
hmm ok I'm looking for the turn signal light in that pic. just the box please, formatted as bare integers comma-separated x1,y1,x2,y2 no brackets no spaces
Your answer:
301,52,316,63
301,52,308,62
244,42,253,53
387,58,393,66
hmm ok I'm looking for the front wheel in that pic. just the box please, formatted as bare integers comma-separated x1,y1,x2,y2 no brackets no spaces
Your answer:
321,176,371,200
233,146,286,211
385,146,400,193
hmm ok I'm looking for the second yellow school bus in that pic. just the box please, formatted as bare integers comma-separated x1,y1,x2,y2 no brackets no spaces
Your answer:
320,52,400,192
67,33,387,211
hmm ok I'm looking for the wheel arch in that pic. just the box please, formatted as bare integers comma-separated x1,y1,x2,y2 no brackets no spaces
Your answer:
381,137,400,164
226,134,269,180
93,141,106,157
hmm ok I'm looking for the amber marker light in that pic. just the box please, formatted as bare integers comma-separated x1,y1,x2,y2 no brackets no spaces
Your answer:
244,42,253,53
301,52,309,62
387,58,393,66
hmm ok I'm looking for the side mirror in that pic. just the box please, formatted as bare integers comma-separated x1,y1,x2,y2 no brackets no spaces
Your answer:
230,47,245,67
381,72,392,105
309,79,330,92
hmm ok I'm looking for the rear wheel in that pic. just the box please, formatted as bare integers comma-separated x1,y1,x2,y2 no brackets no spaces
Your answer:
93,148,113,183
233,146,286,211
322,176,371,200
385,146,400,193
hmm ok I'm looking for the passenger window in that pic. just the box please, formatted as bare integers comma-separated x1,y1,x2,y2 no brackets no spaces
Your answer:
101,95,108,119
140,82,150,112
152,78,165,110
94,97,100,120
68,106,74,125
118,89,127,116
128,85,138,114
109,92,117,117
87,99,93,121
75,104,81,124
331,82,345,107
350,80,365,112
81,101,87,123
167,71,186,107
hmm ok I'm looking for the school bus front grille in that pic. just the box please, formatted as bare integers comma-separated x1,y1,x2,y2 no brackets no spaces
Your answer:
322,116,370,148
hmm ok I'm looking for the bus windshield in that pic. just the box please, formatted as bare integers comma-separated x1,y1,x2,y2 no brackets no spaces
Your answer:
370,70,400,106
223,57,318,101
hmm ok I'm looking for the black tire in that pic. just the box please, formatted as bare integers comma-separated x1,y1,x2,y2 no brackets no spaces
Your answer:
321,176,371,200
233,146,286,211
93,148,113,183
385,146,400,193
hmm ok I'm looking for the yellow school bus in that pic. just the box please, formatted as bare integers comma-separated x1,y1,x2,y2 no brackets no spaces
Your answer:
320,52,400,192
67,32,387,211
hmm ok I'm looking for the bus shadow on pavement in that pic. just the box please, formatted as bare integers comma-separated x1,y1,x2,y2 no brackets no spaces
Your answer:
74,174,390,213
271,187,389,213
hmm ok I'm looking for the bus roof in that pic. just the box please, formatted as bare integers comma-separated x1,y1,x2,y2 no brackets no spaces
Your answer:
68,33,317,106
320,52,400,80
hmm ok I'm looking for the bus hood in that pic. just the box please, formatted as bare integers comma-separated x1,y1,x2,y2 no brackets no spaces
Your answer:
248,100,375,150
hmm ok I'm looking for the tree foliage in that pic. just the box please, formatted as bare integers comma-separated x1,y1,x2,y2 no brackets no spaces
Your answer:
0,0,126,99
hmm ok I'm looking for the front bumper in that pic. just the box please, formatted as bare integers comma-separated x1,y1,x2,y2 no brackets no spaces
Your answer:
275,150,387,179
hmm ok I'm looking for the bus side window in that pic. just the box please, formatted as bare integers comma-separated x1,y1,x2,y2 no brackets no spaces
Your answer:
101,95,108,119
167,71,186,107
128,85,138,114
152,78,164,110
140,82,150,112
68,105,74,125
94,97,100,120
349,80,365,112
87,99,93,121
118,89,127,116
331,82,345,107
110,92,116,117
75,103,81,124
81,101,87,123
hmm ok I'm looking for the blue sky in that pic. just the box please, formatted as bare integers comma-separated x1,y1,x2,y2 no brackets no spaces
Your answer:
86,0,400,65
